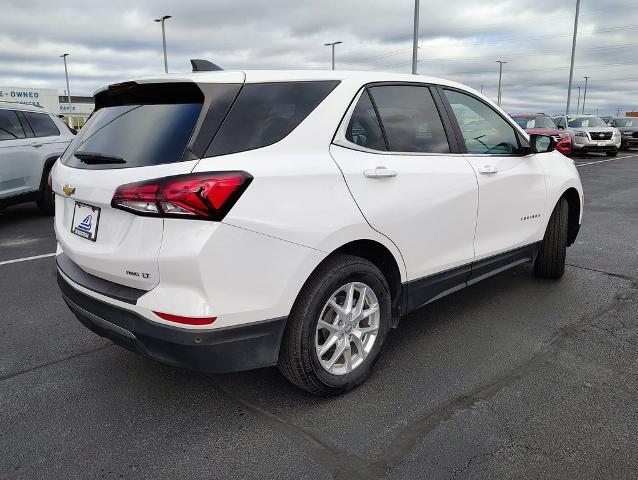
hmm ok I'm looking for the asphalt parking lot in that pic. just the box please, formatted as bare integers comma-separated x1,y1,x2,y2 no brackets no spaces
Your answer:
1,151,637,480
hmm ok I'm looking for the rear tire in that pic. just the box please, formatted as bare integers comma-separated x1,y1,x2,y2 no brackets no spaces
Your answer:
37,166,55,215
278,254,391,396
534,198,568,279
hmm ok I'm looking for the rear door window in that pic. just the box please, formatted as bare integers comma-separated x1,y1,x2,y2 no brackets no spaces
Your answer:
345,90,387,151
206,81,339,157
368,85,450,153
23,112,60,137
0,109,26,141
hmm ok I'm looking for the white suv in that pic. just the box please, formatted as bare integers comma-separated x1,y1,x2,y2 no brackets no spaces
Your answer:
0,102,74,214
53,70,583,395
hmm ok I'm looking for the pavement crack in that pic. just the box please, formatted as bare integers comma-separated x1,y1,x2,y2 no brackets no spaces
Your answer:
371,285,637,473
212,380,384,480
566,263,638,284
0,343,112,383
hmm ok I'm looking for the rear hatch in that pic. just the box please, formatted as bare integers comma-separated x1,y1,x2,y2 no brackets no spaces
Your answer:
53,74,245,290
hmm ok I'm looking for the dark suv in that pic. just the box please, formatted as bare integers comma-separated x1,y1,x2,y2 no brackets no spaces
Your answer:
610,117,638,150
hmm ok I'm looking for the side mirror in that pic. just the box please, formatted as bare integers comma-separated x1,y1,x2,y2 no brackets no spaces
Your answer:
530,134,556,154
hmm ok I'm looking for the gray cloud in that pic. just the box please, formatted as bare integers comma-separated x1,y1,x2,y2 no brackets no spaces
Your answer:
1,0,637,114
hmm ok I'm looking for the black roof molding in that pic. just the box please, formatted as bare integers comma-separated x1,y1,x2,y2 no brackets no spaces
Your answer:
190,59,223,72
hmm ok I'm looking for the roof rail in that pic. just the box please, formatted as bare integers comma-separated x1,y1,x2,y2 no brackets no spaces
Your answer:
190,59,223,72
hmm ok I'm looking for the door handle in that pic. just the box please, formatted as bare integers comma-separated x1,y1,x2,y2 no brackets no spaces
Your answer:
364,166,398,179
31,143,43,148
478,165,499,175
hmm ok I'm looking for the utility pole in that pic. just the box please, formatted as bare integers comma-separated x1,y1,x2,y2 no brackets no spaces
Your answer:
566,0,580,114
576,86,581,113
154,15,172,73
411,0,420,74
324,41,342,70
496,61,507,107
582,76,589,113
480,84,484,94
60,53,73,129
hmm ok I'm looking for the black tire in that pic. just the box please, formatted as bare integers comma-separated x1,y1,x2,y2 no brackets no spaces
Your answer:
37,166,55,215
534,197,568,279
606,150,618,157
278,254,392,396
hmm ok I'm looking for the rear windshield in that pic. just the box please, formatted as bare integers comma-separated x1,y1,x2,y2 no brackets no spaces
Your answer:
61,103,201,170
61,83,203,170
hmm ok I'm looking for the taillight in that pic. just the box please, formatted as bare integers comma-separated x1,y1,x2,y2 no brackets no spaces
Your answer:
111,171,252,220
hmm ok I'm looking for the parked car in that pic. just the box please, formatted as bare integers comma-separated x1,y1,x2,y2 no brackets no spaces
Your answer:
610,117,638,150
511,113,572,155
0,101,74,214
53,70,583,395
601,116,613,125
552,114,621,157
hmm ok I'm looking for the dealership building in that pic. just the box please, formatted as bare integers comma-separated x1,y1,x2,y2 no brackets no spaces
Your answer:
0,85,94,128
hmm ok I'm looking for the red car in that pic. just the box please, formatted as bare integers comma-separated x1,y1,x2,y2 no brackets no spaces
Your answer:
511,113,572,155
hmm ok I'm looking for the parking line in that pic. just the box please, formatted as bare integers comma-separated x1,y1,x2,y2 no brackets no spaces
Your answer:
0,252,56,266
575,153,638,167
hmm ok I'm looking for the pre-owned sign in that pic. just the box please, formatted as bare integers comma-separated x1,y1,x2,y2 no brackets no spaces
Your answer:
0,86,59,112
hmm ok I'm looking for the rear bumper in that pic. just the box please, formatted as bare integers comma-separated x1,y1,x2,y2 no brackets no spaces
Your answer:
57,269,286,373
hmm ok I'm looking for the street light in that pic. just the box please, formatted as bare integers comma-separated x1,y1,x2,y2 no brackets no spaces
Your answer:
566,0,581,114
576,86,581,113
154,15,172,73
60,53,73,129
582,76,590,113
324,41,342,70
411,0,420,74
496,60,507,107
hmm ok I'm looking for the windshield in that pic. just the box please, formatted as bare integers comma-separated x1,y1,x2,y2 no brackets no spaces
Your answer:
567,116,607,128
513,116,555,129
613,118,638,127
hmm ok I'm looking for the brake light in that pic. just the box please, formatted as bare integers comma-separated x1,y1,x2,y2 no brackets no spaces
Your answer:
153,311,216,325
556,136,572,155
111,171,252,220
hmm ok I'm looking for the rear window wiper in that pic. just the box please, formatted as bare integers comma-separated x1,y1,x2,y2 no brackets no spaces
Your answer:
74,151,126,164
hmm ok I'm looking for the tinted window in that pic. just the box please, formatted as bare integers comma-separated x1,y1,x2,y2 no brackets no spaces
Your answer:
345,90,386,151
0,109,25,140
23,112,60,137
207,81,339,157
368,86,449,153
61,103,201,170
444,89,519,154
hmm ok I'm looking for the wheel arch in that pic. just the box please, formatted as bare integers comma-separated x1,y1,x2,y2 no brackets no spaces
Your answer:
325,239,404,327
39,155,60,195
561,187,581,246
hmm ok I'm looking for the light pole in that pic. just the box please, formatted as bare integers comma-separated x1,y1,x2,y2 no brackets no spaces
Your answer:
324,41,342,70
582,76,589,113
60,53,73,129
566,0,581,114
154,15,172,73
576,86,581,113
496,61,507,107
411,0,420,74
480,84,484,94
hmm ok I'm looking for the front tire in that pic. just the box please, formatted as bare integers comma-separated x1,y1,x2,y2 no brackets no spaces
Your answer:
278,254,392,396
534,198,568,279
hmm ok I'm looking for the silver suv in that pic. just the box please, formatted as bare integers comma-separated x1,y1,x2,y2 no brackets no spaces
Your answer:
552,114,621,157
0,101,74,214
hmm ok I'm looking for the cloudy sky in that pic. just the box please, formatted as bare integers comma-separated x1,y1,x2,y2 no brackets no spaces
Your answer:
1,0,637,115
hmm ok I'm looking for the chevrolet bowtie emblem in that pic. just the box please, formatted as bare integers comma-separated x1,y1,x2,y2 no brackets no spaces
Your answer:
63,185,76,196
